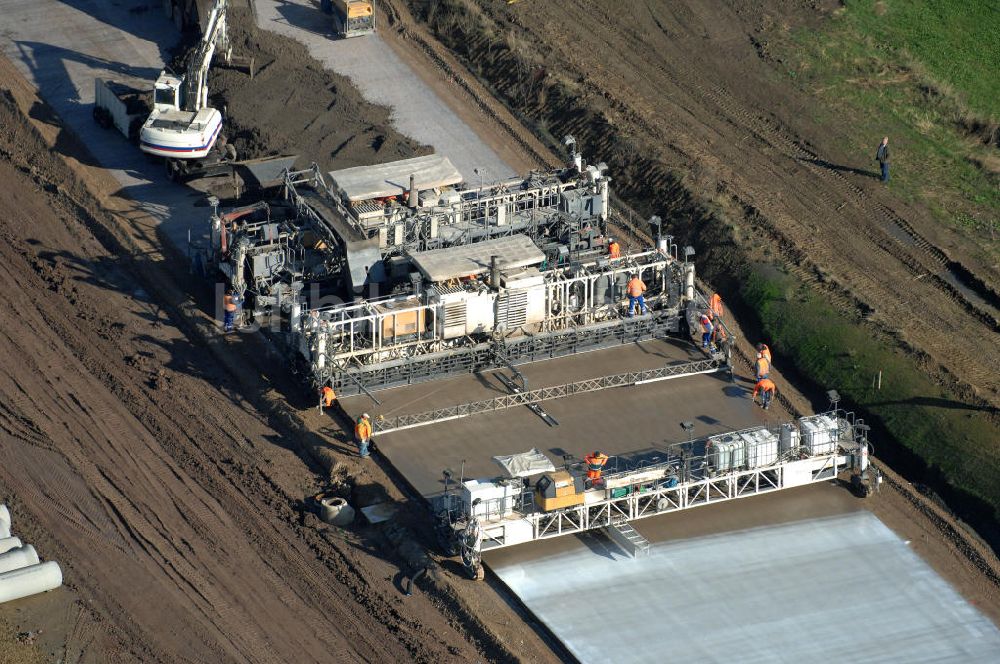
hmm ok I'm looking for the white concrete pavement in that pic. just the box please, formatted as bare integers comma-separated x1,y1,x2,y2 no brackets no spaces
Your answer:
491,511,1000,663
253,0,513,179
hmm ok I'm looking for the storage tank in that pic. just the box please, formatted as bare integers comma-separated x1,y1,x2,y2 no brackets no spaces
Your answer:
707,433,746,472
779,423,800,454
741,429,779,468
798,414,840,456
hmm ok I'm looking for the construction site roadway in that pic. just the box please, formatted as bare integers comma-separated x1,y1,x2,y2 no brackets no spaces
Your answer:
0,0,999,661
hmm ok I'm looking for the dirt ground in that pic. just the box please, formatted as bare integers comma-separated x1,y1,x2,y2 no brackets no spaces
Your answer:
1,2,999,661
0,54,563,663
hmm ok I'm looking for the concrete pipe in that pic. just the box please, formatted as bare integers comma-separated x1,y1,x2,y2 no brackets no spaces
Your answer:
319,496,355,527
0,537,23,555
0,523,8,540
0,546,39,574
0,504,9,527
0,561,62,604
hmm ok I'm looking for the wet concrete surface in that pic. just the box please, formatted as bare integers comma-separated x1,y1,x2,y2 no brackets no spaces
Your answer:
341,338,770,497
487,489,1000,663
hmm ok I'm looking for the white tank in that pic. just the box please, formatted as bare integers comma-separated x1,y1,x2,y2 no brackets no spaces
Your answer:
0,537,23,555
0,561,62,604
684,264,695,300
0,546,39,574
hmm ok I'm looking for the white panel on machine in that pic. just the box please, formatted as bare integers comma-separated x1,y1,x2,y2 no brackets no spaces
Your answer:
463,479,521,519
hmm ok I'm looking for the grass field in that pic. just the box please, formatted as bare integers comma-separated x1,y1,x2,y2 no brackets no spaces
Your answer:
741,266,1000,537
780,0,1000,250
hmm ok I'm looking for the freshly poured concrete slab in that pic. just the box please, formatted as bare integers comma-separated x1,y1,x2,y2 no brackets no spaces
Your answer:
343,339,763,497
490,509,1000,663
0,0,207,253
254,0,513,178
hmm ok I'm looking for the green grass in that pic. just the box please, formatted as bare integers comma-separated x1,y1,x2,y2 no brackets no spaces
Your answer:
742,266,1000,526
778,0,1000,252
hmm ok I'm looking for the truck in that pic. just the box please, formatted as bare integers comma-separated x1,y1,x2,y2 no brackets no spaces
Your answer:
92,77,151,143
322,0,376,38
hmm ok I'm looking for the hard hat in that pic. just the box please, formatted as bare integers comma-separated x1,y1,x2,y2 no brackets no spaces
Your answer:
362,413,370,419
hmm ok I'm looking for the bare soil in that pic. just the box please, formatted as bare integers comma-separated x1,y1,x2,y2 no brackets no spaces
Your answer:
0,54,559,663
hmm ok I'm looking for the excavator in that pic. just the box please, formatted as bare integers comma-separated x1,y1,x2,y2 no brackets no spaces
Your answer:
139,0,231,165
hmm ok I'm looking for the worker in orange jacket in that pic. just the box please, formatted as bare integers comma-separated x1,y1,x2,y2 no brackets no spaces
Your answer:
626,273,648,317
753,378,776,410
320,385,336,409
608,238,621,259
757,342,772,364
584,450,609,484
355,413,373,458
754,353,770,381
709,292,724,319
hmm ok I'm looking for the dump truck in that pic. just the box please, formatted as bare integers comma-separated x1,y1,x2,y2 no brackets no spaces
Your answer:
92,77,151,143
321,0,376,38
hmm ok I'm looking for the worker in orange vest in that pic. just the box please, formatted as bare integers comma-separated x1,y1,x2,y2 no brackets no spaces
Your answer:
223,289,238,332
753,378,777,410
355,413,373,458
626,273,648,317
320,385,336,409
608,238,621,259
584,450,609,484
754,353,770,381
709,292,724,319
757,342,772,364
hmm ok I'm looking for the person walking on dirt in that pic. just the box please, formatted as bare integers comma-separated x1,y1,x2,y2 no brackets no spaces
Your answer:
355,413,373,458
753,377,777,410
875,136,890,183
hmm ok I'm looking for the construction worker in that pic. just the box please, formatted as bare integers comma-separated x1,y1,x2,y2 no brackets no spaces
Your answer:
355,413,373,458
584,450,609,484
608,237,621,259
754,352,770,381
626,273,648,317
753,378,777,410
699,311,714,350
320,385,336,409
757,342,772,364
223,289,238,333
709,292,724,319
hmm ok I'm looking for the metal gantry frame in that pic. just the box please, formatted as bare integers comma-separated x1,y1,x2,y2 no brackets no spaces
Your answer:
441,411,877,578
374,357,724,434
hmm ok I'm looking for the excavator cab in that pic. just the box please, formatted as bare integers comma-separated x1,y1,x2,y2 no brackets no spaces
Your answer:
152,73,184,113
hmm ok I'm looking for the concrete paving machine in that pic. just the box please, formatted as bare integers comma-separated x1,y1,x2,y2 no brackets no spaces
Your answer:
435,411,881,579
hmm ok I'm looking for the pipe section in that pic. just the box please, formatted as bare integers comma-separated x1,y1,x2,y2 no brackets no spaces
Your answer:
0,546,39,574
0,537,23,555
0,561,62,604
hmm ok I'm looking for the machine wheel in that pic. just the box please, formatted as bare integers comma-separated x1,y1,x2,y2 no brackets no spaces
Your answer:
656,497,670,512
851,475,873,498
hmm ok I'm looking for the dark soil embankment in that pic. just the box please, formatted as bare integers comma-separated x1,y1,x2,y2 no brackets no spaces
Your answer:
211,9,431,172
